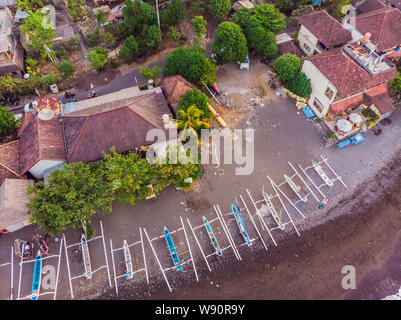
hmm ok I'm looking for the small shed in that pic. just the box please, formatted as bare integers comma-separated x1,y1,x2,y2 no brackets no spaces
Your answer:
0,179,34,232
232,0,255,11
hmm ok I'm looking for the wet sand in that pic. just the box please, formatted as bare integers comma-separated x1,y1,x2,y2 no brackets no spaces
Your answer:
100,152,401,300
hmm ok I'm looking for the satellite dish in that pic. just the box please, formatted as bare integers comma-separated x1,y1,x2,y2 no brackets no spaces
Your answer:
38,109,55,121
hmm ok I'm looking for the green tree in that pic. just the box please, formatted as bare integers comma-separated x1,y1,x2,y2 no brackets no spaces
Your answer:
178,89,210,118
274,0,310,13
330,0,351,19
87,46,108,72
191,16,207,38
286,72,312,98
166,0,186,25
233,4,286,33
118,35,140,62
213,22,248,64
167,26,182,41
16,0,45,12
101,147,156,206
27,162,114,236
145,25,162,50
208,0,231,21
57,61,76,80
19,8,57,59
164,47,216,85
139,65,162,84
176,105,210,140
389,71,401,94
39,73,60,87
246,19,278,59
94,9,107,25
272,53,301,83
0,76,23,99
123,0,157,38
0,106,17,138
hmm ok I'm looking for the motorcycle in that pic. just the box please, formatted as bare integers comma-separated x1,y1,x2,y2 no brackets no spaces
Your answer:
32,234,49,257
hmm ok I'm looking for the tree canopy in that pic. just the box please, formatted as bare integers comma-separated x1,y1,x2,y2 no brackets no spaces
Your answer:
213,22,248,64
272,53,301,83
232,4,286,34
0,106,17,139
87,46,108,72
27,162,114,236
122,0,157,38
208,0,231,21
178,89,210,118
286,72,312,98
245,18,278,59
164,47,216,85
191,16,207,39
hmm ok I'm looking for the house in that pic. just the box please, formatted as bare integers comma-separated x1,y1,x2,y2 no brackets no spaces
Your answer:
63,88,172,163
0,140,23,185
18,112,67,179
0,178,34,232
356,0,387,14
302,42,397,119
353,7,401,58
296,10,352,56
276,33,305,58
0,8,24,75
160,75,197,115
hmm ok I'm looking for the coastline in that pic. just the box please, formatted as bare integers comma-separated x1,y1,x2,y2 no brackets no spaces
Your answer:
98,148,401,300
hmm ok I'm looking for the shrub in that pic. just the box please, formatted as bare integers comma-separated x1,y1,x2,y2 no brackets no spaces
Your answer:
285,72,312,98
272,53,301,83
39,73,60,87
86,46,108,72
0,105,17,138
213,22,248,64
57,61,76,80
178,89,210,118
208,0,231,21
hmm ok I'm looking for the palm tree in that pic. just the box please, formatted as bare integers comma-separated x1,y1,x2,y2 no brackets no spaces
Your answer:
176,105,210,141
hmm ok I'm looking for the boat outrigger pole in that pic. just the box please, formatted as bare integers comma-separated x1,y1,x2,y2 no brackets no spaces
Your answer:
31,251,42,300
164,227,182,271
123,240,134,280
202,216,223,256
81,234,92,279
231,205,252,246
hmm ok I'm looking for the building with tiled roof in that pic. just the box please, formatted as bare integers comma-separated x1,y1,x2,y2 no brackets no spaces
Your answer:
160,75,197,114
356,0,387,14
296,10,352,56
302,43,397,118
354,7,401,56
0,140,23,185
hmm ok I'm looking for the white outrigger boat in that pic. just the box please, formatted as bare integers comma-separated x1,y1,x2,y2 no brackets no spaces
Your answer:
284,174,308,202
312,160,333,187
263,192,285,230
123,240,134,280
81,234,92,279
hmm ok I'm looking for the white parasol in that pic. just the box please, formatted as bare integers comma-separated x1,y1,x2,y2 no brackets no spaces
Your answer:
349,113,362,124
336,119,352,132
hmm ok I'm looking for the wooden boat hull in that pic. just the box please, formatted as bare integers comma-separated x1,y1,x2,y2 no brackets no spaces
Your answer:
203,216,223,256
231,205,251,246
164,227,182,271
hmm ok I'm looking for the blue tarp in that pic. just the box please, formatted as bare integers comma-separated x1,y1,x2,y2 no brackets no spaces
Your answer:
63,102,76,114
302,105,316,119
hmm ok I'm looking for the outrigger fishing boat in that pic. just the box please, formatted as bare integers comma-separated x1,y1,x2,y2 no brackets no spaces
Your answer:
123,240,134,280
164,227,182,271
231,205,252,246
284,174,308,202
312,160,333,187
202,216,222,256
81,234,92,279
263,192,285,230
31,251,42,300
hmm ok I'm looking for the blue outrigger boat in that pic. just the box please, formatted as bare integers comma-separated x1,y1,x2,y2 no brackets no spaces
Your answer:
31,251,42,300
202,216,222,256
231,205,252,246
164,227,182,271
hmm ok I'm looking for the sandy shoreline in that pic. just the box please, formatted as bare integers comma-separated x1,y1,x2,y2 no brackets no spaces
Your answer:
97,148,401,300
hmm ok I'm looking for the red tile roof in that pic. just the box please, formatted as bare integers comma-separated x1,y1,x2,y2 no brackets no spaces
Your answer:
306,47,397,99
0,140,23,185
387,0,401,10
63,92,170,163
278,41,305,58
357,0,387,14
296,11,352,49
160,75,197,104
356,7,401,51
19,114,66,175
329,83,395,114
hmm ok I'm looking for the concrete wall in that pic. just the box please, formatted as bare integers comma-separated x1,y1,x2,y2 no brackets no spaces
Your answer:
302,60,338,118
298,25,322,56
29,160,65,179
